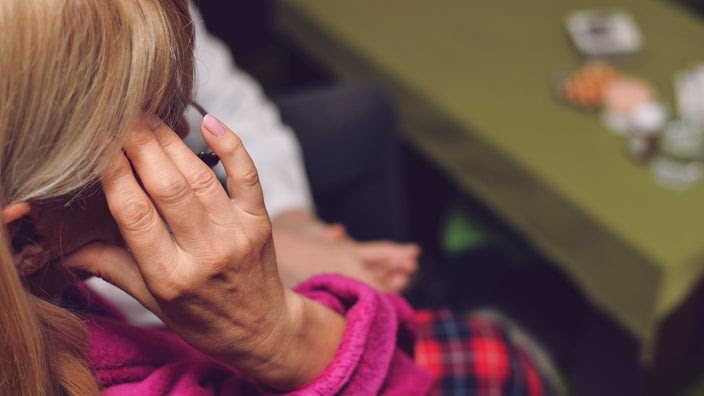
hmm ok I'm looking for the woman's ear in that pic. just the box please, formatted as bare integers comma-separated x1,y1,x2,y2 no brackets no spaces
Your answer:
2,202,31,224
2,202,37,253
2,202,46,276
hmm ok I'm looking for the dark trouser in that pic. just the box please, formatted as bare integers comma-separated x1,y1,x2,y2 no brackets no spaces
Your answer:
273,83,408,242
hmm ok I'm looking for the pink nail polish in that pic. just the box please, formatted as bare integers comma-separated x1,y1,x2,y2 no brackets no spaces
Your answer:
203,114,226,137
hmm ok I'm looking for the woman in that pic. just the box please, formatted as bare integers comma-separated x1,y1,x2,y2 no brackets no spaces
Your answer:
0,0,430,394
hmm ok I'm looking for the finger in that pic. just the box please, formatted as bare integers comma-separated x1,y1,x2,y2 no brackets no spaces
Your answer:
397,244,420,273
387,273,410,294
150,119,234,223
321,223,348,242
200,114,267,217
356,241,399,263
399,256,419,273
356,241,419,275
403,243,421,257
123,118,212,245
63,242,163,316
100,149,178,281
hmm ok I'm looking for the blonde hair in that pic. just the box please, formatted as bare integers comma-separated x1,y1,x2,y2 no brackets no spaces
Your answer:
0,0,194,394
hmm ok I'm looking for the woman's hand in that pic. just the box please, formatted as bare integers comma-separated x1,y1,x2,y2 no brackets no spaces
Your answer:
66,114,345,390
272,211,420,293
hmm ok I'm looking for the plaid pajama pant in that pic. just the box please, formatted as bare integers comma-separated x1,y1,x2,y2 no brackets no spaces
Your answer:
415,309,557,396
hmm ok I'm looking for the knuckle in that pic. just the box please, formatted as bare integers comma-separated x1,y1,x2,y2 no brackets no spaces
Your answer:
152,177,192,206
156,130,182,149
200,242,234,271
154,263,194,302
113,199,156,233
207,254,231,273
155,278,190,302
188,167,220,195
256,222,272,240
238,168,260,189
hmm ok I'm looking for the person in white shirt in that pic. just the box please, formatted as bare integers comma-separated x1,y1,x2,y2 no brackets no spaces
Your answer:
88,5,419,325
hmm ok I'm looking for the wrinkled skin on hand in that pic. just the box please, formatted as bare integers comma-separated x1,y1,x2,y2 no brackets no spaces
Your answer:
64,115,344,390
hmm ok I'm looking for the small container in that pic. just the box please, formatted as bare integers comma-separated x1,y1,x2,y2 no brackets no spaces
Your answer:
651,156,703,190
659,119,704,161
651,120,704,189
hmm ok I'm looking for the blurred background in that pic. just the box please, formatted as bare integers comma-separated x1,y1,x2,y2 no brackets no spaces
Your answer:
194,1,704,395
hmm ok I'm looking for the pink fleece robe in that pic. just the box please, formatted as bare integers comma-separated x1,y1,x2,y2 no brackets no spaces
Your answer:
77,274,432,395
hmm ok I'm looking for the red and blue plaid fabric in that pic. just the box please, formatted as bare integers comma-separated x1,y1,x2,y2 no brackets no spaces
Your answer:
415,309,556,396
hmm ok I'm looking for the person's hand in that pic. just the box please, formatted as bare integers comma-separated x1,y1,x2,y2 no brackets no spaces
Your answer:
272,211,420,293
272,209,348,242
65,114,344,390
352,240,420,292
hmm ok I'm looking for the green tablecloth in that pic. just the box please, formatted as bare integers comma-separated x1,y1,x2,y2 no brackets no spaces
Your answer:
276,0,704,355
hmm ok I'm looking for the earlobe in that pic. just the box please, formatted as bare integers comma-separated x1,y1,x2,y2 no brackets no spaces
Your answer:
2,202,32,224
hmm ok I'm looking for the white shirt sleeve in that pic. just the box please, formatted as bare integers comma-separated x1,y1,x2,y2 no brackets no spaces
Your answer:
185,4,315,219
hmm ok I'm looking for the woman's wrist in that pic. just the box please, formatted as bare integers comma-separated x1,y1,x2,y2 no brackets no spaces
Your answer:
246,287,346,390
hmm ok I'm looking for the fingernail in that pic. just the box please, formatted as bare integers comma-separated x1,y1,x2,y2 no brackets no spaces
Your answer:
203,114,226,137
145,113,162,131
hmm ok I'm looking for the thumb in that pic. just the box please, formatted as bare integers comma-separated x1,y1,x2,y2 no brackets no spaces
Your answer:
63,242,162,316
396,243,420,272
